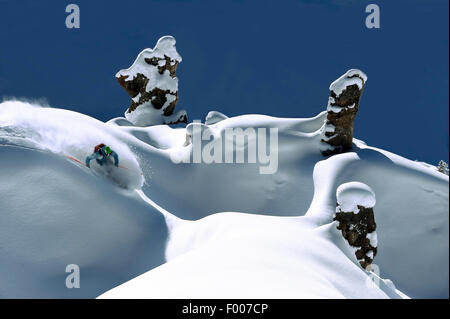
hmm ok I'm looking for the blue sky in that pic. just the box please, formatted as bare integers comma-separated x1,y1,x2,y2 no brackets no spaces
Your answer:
0,0,448,163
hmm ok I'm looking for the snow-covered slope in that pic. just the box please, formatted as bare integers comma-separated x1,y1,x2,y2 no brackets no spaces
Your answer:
100,210,405,299
0,100,448,298
0,147,167,298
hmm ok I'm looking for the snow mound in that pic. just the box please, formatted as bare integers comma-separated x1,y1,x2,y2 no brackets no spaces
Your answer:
99,213,403,299
107,117,135,127
205,111,228,125
305,145,448,298
336,182,376,212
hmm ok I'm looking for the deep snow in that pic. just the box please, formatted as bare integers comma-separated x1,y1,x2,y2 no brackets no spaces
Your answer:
0,100,448,298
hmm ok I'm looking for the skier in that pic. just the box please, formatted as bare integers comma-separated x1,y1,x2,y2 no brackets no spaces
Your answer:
85,143,119,168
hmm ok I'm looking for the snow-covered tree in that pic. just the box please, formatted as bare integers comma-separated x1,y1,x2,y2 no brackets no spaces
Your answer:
334,182,377,269
116,36,187,126
437,160,449,175
320,69,367,156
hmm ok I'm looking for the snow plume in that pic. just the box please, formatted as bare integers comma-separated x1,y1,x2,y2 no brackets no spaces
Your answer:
0,100,143,189
1,96,51,108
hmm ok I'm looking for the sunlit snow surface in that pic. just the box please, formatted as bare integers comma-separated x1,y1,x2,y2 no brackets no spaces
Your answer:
0,100,448,298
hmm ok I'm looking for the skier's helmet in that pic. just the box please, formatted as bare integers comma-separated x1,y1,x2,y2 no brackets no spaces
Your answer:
94,143,106,154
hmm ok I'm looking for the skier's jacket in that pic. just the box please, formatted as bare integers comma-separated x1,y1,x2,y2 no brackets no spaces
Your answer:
85,144,119,168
